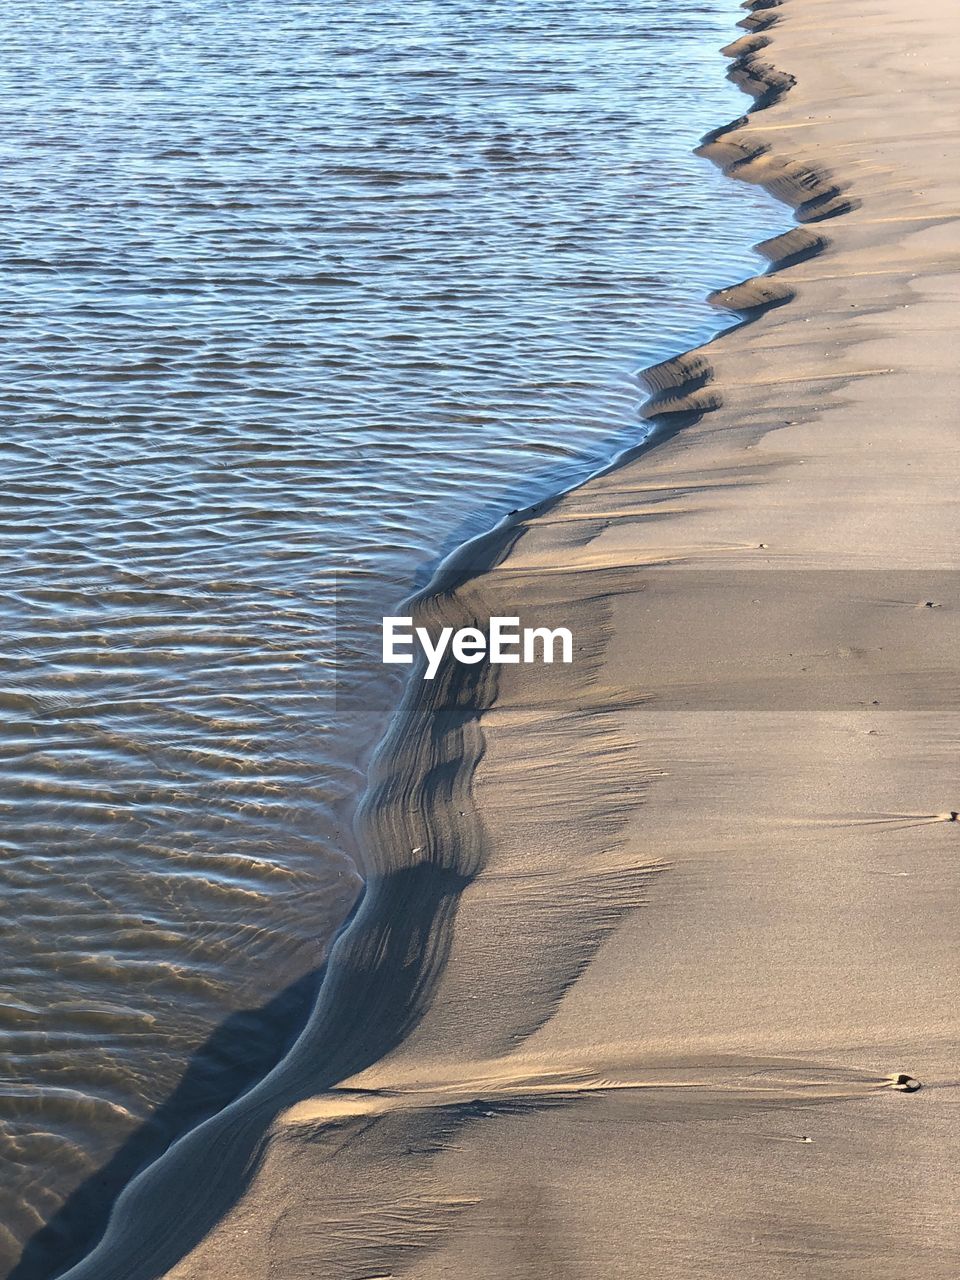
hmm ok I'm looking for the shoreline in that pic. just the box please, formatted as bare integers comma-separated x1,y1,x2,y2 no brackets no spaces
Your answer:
51,0,960,1275
46,2,835,1274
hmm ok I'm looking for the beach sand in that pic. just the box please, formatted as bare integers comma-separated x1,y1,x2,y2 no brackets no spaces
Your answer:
55,0,960,1276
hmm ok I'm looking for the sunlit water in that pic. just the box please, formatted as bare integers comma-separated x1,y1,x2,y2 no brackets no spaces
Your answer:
0,0,783,1273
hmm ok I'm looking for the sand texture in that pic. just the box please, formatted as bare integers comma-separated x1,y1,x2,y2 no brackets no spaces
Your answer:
55,0,960,1276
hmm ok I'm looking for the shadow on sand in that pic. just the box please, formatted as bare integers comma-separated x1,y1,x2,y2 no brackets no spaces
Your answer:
9,967,325,1280
10,856,476,1280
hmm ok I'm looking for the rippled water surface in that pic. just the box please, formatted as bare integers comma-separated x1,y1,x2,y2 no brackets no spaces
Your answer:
0,0,783,1273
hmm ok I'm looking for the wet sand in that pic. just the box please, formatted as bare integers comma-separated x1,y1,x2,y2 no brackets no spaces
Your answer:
55,0,960,1275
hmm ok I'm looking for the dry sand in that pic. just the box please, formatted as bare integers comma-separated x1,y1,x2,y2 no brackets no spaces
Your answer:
55,0,960,1276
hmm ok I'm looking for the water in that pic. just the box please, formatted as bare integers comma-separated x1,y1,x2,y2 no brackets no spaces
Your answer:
0,0,783,1273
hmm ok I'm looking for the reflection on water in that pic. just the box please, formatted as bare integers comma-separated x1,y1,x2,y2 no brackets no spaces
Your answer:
0,0,782,1271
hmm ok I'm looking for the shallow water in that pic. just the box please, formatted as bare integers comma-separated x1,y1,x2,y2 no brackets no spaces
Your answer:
0,0,782,1272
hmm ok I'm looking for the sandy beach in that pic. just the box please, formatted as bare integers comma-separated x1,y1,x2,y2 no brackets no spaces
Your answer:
52,0,960,1275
